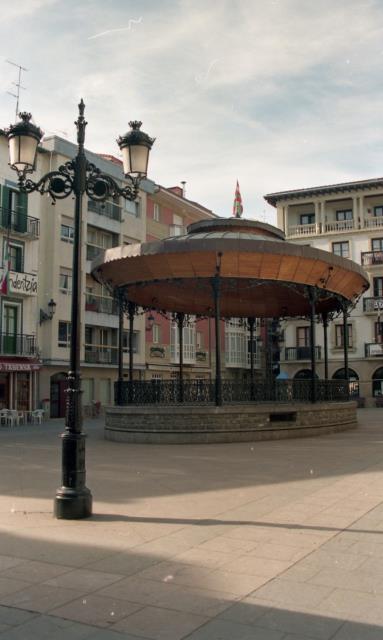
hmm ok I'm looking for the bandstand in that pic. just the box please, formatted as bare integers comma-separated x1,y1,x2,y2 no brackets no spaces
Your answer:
92,217,369,443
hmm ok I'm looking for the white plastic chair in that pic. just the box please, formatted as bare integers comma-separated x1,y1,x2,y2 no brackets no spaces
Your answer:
31,410,44,424
0,409,9,426
8,410,20,426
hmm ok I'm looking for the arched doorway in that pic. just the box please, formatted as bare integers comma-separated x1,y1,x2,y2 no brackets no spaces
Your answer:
50,372,67,418
372,367,383,398
333,368,359,397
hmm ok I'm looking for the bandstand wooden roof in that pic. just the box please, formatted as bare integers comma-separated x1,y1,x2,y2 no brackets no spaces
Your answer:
91,218,369,318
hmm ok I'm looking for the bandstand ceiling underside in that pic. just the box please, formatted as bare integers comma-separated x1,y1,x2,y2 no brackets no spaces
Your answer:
92,233,369,318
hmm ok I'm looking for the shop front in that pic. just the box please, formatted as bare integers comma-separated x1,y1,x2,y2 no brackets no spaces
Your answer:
0,359,40,410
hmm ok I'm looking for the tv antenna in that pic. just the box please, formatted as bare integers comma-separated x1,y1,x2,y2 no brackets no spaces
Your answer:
6,60,28,118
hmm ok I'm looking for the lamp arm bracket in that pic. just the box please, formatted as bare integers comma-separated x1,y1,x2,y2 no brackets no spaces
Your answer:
19,160,75,204
85,161,140,203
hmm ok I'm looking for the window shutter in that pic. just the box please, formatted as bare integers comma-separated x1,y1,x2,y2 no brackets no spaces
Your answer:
1,186,10,229
16,190,28,233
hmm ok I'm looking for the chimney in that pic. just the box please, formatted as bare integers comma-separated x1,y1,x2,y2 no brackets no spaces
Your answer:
181,181,186,197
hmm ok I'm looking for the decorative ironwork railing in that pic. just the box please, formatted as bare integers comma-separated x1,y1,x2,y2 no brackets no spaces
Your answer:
363,297,383,312
361,251,383,266
88,199,122,221
365,343,383,357
85,347,118,364
0,207,40,238
114,379,349,405
0,333,37,356
284,346,321,360
85,293,118,314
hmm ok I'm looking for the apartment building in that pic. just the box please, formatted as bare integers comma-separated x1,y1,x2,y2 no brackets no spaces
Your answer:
265,178,383,404
0,135,40,410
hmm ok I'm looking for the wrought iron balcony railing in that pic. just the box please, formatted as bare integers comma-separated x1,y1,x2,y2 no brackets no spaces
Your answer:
0,333,37,356
365,342,383,357
88,199,122,221
85,293,118,314
284,346,321,361
114,378,349,405
0,208,40,238
363,297,383,312
361,251,383,266
84,346,118,365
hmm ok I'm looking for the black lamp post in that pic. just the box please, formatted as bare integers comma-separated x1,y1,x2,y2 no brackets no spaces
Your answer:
6,101,154,519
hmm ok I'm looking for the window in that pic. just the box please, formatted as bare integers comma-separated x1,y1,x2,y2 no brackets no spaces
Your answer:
59,269,72,293
3,240,23,272
373,277,383,297
335,324,353,348
153,203,160,222
300,213,315,225
296,327,310,347
9,243,24,272
372,238,383,252
332,241,349,258
123,331,139,353
375,322,383,344
152,324,160,344
58,321,71,347
335,209,353,221
61,224,74,243
196,331,203,350
374,206,383,217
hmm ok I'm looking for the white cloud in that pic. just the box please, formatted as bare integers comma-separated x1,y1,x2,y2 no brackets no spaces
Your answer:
1,0,383,221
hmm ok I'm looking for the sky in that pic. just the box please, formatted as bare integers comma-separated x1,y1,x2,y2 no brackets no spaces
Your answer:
1,0,383,224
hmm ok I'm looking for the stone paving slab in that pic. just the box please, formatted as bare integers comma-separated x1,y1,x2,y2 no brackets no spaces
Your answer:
0,409,382,638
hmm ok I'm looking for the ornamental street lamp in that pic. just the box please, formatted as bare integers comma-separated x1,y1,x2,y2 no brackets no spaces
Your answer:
6,100,154,519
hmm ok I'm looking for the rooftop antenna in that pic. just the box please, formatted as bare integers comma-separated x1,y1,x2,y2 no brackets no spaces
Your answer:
6,60,28,119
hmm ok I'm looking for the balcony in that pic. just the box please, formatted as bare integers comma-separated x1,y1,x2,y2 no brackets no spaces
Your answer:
0,208,39,239
88,200,122,222
361,251,383,267
0,333,37,356
287,223,317,238
85,293,118,315
84,346,118,365
365,343,383,357
363,297,383,313
284,346,321,361
323,219,355,233
364,217,383,230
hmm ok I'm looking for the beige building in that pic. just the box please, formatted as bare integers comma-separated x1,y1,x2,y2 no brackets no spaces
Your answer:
0,135,40,411
35,137,158,417
265,178,383,405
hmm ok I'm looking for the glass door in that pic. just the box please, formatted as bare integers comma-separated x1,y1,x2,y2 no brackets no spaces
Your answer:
3,304,18,354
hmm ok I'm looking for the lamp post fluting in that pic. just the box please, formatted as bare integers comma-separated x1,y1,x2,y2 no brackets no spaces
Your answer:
6,100,154,519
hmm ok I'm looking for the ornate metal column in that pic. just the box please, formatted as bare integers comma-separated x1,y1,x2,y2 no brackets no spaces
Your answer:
309,287,317,403
248,317,255,400
322,311,329,380
127,301,136,403
176,312,185,402
212,253,222,406
5,103,154,520
342,300,350,398
116,288,125,406
54,102,92,519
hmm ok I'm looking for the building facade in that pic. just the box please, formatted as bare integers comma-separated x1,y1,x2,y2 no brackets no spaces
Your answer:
0,135,40,410
265,178,383,405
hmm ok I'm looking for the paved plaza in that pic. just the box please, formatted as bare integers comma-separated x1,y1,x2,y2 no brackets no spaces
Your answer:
0,410,382,639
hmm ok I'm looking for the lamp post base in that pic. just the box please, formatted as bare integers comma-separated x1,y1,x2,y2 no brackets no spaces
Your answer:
54,487,92,519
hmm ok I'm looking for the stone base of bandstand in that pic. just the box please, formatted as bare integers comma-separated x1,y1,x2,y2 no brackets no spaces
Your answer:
104,401,357,444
